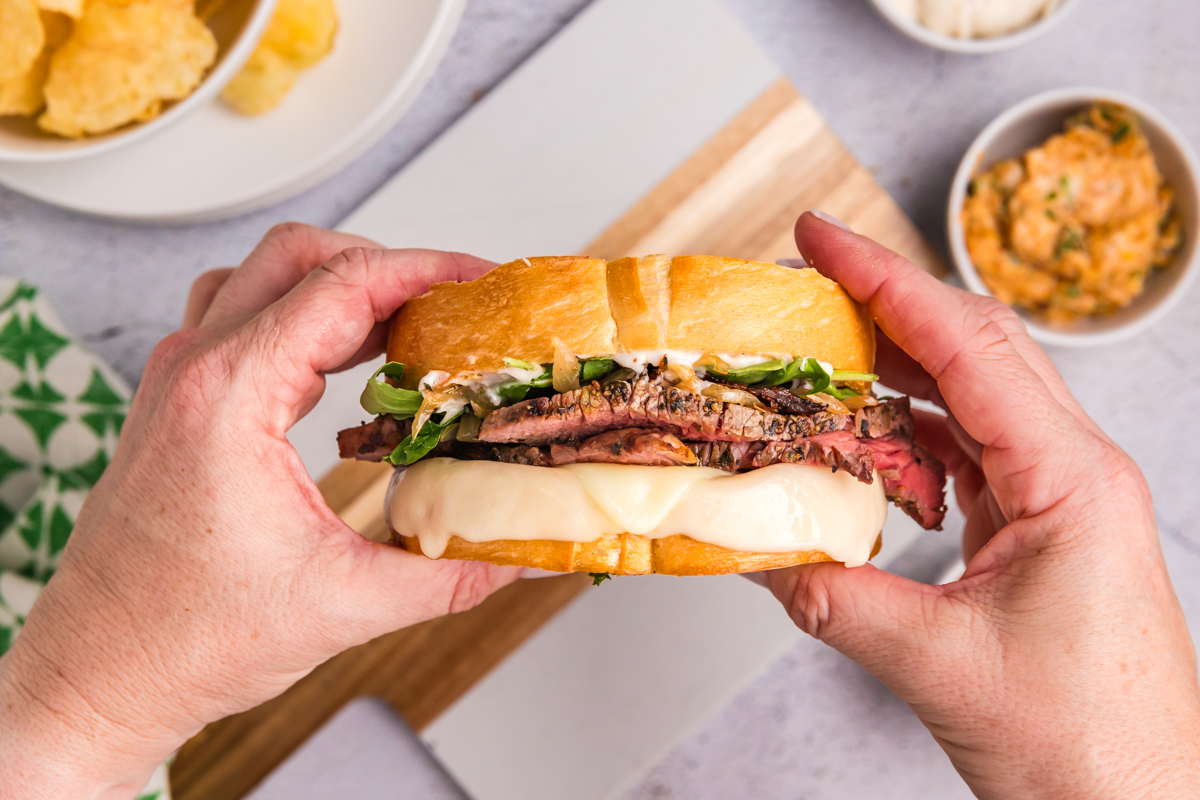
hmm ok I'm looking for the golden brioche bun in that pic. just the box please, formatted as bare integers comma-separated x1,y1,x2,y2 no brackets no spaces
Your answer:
385,255,879,576
398,533,883,577
388,255,874,389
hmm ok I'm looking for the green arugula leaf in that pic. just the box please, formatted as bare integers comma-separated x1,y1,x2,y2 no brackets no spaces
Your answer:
760,357,809,387
723,358,786,385
797,359,832,395
360,362,424,418
503,357,540,370
830,370,878,383
496,381,532,403
384,411,463,466
579,357,618,382
529,368,553,389
589,572,612,586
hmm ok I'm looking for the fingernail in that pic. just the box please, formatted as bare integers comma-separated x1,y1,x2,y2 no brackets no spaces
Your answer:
776,258,811,269
807,209,853,232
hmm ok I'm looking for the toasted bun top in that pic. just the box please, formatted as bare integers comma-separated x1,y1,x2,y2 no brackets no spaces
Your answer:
388,255,874,387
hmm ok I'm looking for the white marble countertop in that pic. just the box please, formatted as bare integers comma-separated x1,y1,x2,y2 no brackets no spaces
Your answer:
3,1,1199,798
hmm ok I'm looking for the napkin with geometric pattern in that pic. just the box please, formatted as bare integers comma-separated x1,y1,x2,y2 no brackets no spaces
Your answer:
0,280,169,800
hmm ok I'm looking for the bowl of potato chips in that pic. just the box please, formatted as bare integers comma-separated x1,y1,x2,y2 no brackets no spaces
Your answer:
0,0,341,161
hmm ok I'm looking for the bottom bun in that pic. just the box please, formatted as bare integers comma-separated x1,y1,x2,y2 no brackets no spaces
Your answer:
397,532,883,576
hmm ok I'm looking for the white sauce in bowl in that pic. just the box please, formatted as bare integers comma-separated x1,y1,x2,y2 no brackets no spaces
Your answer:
887,0,1064,39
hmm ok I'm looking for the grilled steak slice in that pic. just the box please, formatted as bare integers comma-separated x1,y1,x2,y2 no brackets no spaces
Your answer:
686,441,761,472
550,429,698,467
478,376,850,445
337,416,410,461
855,396,915,439
862,434,947,529
749,431,876,482
448,442,553,466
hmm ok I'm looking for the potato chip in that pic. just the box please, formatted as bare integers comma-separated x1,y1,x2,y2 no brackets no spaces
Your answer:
0,11,70,116
221,0,336,115
0,0,44,82
38,0,81,19
220,47,299,115
38,0,217,137
261,0,337,69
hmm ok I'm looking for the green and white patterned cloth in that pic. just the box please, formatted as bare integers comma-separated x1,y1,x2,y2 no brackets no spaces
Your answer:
0,280,169,800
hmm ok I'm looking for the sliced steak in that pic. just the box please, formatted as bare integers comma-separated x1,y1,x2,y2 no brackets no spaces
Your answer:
337,416,409,461
478,376,850,445
749,431,876,482
855,396,915,439
550,429,698,467
687,441,761,472
862,434,947,529
448,442,553,467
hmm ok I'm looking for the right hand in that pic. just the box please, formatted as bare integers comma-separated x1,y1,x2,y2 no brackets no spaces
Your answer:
766,212,1200,799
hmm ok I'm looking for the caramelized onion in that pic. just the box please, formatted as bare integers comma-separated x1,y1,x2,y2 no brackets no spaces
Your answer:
414,389,454,431
552,337,581,393
666,362,704,395
808,392,851,414
696,352,731,375
702,385,769,411
843,394,878,412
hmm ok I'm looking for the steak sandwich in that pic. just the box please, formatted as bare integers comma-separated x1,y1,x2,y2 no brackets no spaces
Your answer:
337,255,947,576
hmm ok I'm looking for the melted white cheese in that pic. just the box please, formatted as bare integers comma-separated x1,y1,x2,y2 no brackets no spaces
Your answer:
389,460,888,566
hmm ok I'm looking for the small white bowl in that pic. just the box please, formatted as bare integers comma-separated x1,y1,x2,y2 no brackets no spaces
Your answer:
868,0,1082,54
0,0,277,163
947,87,1200,347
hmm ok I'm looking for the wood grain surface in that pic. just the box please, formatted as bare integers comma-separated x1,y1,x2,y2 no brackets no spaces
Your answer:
170,79,942,800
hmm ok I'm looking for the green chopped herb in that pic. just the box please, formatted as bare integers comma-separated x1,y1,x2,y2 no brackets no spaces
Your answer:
1054,227,1083,259
1045,190,1058,201
589,572,612,586
579,357,618,382
1045,208,1057,221
1064,285,1082,298
1112,122,1130,144
384,410,464,465
503,357,540,371
360,362,424,418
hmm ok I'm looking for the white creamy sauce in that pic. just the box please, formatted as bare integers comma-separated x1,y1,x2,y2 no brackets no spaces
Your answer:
889,0,1062,39
389,459,888,566
611,350,791,372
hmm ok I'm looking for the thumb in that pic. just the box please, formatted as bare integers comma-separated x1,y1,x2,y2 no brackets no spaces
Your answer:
765,561,944,680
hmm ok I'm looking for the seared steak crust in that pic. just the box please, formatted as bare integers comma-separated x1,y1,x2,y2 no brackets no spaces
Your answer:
477,376,849,445
336,416,411,462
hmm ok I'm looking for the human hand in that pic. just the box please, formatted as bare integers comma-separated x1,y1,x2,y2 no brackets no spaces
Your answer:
0,224,520,800
766,212,1200,799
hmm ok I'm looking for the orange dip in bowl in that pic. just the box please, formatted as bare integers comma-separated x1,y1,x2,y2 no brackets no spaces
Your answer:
962,102,1182,324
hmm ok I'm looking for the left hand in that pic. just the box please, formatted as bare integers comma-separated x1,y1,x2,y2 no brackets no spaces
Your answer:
0,223,520,800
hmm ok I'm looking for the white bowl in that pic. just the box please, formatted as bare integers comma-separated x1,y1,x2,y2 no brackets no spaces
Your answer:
867,0,1082,54
0,0,464,221
0,0,277,163
947,87,1200,347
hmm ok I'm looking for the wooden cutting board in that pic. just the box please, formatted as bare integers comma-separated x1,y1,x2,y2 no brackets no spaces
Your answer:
170,77,944,800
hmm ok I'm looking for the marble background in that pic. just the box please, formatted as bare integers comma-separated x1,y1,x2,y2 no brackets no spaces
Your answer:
3,1,1198,797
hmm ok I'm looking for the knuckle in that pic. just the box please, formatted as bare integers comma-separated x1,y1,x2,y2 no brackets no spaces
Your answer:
263,221,314,248
144,329,204,376
166,346,233,417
